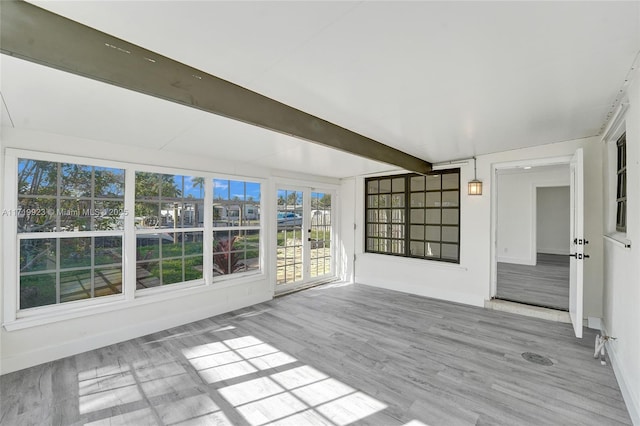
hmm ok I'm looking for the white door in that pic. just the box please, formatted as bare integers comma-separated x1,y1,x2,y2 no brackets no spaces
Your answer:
276,187,334,294
569,148,584,338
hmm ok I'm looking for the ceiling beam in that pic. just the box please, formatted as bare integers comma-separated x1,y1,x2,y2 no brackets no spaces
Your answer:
0,0,432,174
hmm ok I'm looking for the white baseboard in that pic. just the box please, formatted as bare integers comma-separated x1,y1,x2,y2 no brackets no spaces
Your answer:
601,323,640,425
1,290,272,375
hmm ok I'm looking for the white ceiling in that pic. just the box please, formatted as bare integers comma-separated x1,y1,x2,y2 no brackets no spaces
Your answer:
1,1,639,178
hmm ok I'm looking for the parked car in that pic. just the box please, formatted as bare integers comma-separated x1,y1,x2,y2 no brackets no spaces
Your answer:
277,212,302,228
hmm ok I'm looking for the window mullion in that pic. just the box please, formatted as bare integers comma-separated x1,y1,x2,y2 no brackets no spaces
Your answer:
404,176,410,256
203,178,213,285
123,166,137,301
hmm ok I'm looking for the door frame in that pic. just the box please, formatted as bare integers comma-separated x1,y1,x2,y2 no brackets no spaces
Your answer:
272,179,339,295
490,155,573,300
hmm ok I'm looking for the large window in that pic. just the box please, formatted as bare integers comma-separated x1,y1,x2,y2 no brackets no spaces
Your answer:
213,179,261,277
616,132,627,232
17,159,125,309
9,152,264,317
365,170,460,263
135,173,204,289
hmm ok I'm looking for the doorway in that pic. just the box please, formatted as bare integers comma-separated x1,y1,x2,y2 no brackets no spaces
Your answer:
491,150,585,338
496,182,571,310
494,164,571,312
275,187,334,294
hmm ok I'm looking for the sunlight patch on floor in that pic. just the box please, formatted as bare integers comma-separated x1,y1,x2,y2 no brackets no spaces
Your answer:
216,346,387,425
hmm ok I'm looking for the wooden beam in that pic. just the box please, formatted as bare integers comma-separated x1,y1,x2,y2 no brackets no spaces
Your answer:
0,0,432,174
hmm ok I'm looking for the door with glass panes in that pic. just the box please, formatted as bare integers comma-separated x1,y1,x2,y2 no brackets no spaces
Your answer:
276,187,333,292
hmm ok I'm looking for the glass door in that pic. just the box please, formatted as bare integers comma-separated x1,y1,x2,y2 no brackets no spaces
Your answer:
276,187,333,292
276,189,304,285
310,191,332,279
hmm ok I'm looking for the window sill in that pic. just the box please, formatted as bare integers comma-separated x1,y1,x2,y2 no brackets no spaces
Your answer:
603,233,631,249
3,273,267,331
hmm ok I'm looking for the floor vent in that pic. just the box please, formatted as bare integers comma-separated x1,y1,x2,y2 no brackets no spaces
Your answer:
521,352,554,366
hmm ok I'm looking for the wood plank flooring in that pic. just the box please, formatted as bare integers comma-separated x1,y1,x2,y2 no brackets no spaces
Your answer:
0,283,631,426
497,254,570,310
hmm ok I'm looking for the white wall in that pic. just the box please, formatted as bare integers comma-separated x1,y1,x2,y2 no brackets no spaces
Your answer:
601,70,640,424
496,167,569,265
537,186,570,255
0,127,338,374
348,135,604,318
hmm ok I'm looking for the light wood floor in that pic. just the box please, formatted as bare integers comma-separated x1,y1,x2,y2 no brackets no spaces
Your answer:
1,283,630,425
497,253,570,310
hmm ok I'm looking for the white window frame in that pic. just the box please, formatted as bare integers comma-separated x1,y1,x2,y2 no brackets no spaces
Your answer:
211,175,263,284
602,103,631,246
2,149,266,329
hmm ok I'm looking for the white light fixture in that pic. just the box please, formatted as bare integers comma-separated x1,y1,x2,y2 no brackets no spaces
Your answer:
468,157,482,196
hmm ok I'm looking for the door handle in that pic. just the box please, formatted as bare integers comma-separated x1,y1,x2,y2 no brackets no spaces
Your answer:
569,253,578,258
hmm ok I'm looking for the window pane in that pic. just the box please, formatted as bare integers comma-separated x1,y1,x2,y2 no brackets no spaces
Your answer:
410,225,424,240
442,226,459,243
137,234,161,261
95,267,122,297
392,178,405,192
426,192,441,207
60,269,92,302
442,209,459,225
442,191,459,207
410,209,424,224
185,256,204,281
426,209,441,224
426,175,441,190
426,242,441,258
410,241,425,256
442,173,459,190
18,198,57,232
95,237,122,266
135,202,160,228
367,209,379,222
94,167,125,198
442,244,458,260
392,209,405,223
379,194,391,208
20,239,56,273
367,180,379,194
59,199,92,231
391,225,404,239
410,176,425,191
368,224,378,237
391,240,404,254
94,201,125,230
137,261,161,289
379,179,391,193
18,160,58,196
368,195,379,208
184,232,203,256
379,210,391,223
20,273,56,309
162,232,183,258
60,237,91,269
162,259,183,285
135,172,160,198
61,163,92,197
410,193,424,207
426,226,440,241
391,194,404,207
